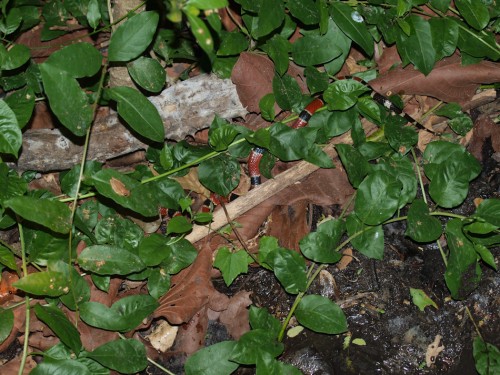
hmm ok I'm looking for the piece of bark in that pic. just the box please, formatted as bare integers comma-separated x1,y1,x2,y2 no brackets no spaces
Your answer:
13,75,247,171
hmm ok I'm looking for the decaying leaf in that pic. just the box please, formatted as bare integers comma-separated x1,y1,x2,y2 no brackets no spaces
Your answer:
110,177,130,196
426,334,445,367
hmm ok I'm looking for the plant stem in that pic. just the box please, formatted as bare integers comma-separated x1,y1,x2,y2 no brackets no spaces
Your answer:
436,238,448,267
17,221,31,375
465,305,483,340
411,148,428,205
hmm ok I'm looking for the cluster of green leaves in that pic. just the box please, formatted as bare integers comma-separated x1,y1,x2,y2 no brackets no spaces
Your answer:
0,0,499,374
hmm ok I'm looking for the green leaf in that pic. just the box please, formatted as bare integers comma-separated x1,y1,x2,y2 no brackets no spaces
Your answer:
0,245,17,271
473,244,497,271
56,262,91,310
324,80,370,111
454,19,500,60
108,11,159,61
127,57,166,93
161,238,198,274
0,100,22,157
230,329,284,365
309,107,357,139
34,304,82,355
329,2,374,56
384,115,418,154
86,0,101,29
409,288,438,311
217,31,248,56
185,341,239,375
86,339,148,374
429,17,458,60
253,0,285,39
295,295,348,334
454,0,489,31
30,358,91,375
40,63,92,136
186,0,229,10
3,86,35,129
94,214,143,250
430,0,451,13
4,196,71,234
346,213,384,260
78,245,146,275
335,144,370,188
0,308,14,344
473,337,500,375
428,159,471,208
354,172,402,225
198,153,240,196
166,215,192,235
269,123,316,161
299,218,344,263
185,13,214,55
324,18,352,75
0,44,30,70
263,35,290,76
147,268,170,299
208,116,238,151
473,199,500,227
304,66,329,95
138,234,170,267
80,296,158,332
292,30,342,66
405,16,436,75
214,247,253,286
13,271,68,297
24,229,68,266
356,97,382,124
265,248,307,294
405,199,442,242
45,42,102,78
256,354,302,375
106,86,164,143
259,93,276,121
249,306,281,337
287,0,319,25
272,73,302,111
448,115,473,136
444,219,481,299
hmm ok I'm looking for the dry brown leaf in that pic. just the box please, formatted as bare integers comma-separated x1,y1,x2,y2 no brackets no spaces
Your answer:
336,248,354,271
370,55,500,105
215,291,252,340
109,177,130,196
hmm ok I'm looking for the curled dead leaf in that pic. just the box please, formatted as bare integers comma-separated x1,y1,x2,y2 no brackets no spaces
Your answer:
109,177,130,196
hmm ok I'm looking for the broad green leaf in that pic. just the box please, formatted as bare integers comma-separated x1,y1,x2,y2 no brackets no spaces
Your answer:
127,57,166,93
346,213,384,260
78,245,146,275
161,238,198,274
406,16,436,75
45,42,102,78
430,0,450,13
299,218,345,263
3,86,35,129
324,18,352,76
0,44,30,70
249,306,281,337
256,354,302,375
80,296,158,332
324,80,370,111
304,143,334,169
94,214,143,251
473,337,500,375
454,19,500,60
266,248,307,294
295,295,348,334
429,17,458,60
138,234,170,266
208,116,238,151
263,35,290,76
0,7,22,35
108,11,159,61
384,115,418,154
58,264,91,310
409,288,438,311
356,97,382,124
185,341,239,375
4,196,71,234
405,199,442,242
186,0,228,9
214,247,253,286
230,329,284,365
198,153,240,196
217,31,248,56
24,228,68,266
292,29,342,66
13,271,68,297
0,308,14,344
309,107,357,140
474,244,497,270
269,123,317,161
34,304,82,355
304,66,329,95
0,245,17,271
106,86,164,143
455,0,489,31
272,73,302,111
428,159,470,208
444,219,481,299
330,2,374,56
147,268,170,299
253,0,285,39
40,63,92,136
86,0,101,29
448,115,473,136
287,0,319,25
86,339,148,374
30,358,91,375
335,144,370,188
185,13,214,55
473,199,500,227
355,172,402,225
259,93,276,121
0,100,22,157
166,215,192,235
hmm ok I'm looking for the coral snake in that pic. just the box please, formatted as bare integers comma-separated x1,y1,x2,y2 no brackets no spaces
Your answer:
248,98,324,187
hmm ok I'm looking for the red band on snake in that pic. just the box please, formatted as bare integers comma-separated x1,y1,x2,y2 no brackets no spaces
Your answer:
248,98,324,187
